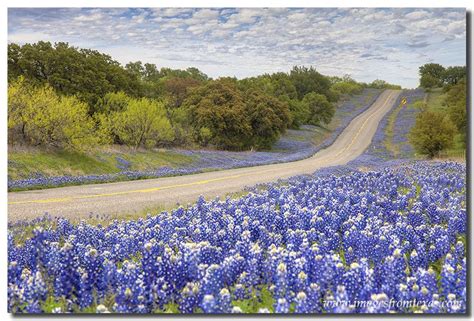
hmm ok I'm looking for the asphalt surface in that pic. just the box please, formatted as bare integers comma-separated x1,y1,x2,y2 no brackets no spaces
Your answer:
8,90,400,222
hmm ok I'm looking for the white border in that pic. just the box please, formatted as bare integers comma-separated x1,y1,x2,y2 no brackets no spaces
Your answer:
1,1,472,320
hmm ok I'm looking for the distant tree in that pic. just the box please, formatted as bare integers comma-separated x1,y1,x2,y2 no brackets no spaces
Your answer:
443,66,466,86
111,98,173,149
7,43,22,82
125,61,145,79
331,81,363,96
181,79,251,150
8,42,143,111
289,66,334,101
368,79,402,90
185,67,210,82
143,63,160,82
302,92,335,126
244,89,290,149
164,77,201,109
419,74,440,90
408,110,456,158
284,98,309,129
419,63,445,88
270,73,298,100
445,78,467,144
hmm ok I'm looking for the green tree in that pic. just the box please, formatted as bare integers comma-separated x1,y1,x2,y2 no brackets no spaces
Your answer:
244,89,290,149
94,91,131,114
368,79,402,90
269,72,298,100
289,66,334,101
419,63,445,88
111,98,174,149
419,74,439,90
331,81,363,96
8,42,143,111
279,97,308,128
408,110,456,158
125,61,145,79
182,79,251,150
443,66,466,86
302,93,335,126
445,78,467,144
8,77,101,150
164,77,201,109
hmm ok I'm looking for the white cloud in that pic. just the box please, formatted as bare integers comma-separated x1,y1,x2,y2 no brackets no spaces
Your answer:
7,8,466,88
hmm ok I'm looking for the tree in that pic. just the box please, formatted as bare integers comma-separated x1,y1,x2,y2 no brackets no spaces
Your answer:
284,98,309,128
408,110,456,158
443,66,466,86
331,81,363,96
268,73,294,97
302,93,335,126
125,61,145,79
8,42,143,112
8,77,101,150
164,77,201,109
419,74,439,90
181,79,251,150
244,89,290,149
289,66,334,101
419,63,445,88
94,91,131,114
111,98,174,149
368,79,402,90
445,78,467,144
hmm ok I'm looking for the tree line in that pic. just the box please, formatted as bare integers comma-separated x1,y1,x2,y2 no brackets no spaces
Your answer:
8,41,400,152
409,63,466,158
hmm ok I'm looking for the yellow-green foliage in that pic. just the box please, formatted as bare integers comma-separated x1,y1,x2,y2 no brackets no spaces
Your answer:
110,97,174,149
331,81,363,96
8,77,103,151
408,110,456,158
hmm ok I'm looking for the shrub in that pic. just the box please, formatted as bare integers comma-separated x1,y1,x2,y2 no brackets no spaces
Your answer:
302,93,335,126
408,110,456,158
111,97,174,149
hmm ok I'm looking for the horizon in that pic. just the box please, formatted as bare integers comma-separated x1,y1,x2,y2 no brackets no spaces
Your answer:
8,7,467,88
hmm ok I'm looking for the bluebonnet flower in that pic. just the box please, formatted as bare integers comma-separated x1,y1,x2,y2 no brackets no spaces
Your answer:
7,161,466,314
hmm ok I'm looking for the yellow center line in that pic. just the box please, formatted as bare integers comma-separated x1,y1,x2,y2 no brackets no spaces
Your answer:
9,91,398,206
331,91,395,160
8,173,254,205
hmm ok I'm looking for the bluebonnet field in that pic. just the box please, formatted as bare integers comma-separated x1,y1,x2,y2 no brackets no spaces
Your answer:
8,89,381,190
357,89,425,165
7,88,466,314
8,161,466,313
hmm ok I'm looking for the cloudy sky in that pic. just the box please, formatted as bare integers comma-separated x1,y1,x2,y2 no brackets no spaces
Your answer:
8,8,466,88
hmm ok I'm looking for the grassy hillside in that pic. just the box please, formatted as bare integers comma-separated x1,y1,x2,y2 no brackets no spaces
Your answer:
8,146,196,182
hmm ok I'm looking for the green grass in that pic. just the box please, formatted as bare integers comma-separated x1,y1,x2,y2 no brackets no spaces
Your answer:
384,102,403,157
425,88,447,112
383,97,423,158
8,146,196,182
8,149,117,180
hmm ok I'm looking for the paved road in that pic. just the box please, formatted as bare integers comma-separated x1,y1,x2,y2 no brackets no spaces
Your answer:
8,90,400,222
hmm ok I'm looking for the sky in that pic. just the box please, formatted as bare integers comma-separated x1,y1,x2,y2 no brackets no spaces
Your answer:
8,7,466,88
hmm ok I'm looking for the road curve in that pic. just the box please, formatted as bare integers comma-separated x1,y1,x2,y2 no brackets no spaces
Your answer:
8,90,401,222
